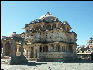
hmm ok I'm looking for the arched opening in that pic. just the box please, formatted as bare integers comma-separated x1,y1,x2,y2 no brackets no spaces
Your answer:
5,41,11,56
58,46,60,52
40,46,42,52
53,24,56,29
67,27,70,32
45,46,48,52
48,25,51,30
31,47,34,58
91,52,93,60
69,45,73,53
46,25,49,29
43,45,48,52
44,45,48,52
43,47,45,52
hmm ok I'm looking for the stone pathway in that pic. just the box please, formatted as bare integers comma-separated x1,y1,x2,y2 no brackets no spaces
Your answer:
1,62,93,70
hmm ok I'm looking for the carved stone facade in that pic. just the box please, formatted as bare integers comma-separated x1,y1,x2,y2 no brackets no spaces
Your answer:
1,12,77,61
76,37,93,53
76,37,93,60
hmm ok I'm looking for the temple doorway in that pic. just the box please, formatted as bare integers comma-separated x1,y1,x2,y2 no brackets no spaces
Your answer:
31,47,34,58
5,41,11,56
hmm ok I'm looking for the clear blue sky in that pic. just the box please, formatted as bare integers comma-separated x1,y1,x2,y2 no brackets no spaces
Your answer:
1,1,93,46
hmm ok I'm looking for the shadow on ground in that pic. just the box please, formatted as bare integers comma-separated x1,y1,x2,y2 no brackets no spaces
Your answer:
34,59,93,63
10,61,47,66
63,59,93,63
4,59,93,66
17,59,93,66
27,62,47,66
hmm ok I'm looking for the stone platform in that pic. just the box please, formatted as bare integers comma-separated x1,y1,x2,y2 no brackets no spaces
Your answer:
10,55,28,65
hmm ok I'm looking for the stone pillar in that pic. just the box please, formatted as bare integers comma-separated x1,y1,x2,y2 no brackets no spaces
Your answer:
67,46,68,52
37,46,39,58
35,49,37,58
11,40,15,57
17,48,18,52
26,50,28,58
17,46,19,52
65,46,66,52
28,50,31,58
62,46,63,52
64,46,65,52
1,48,4,58
54,45,56,52
60,46,62,52
2,48,3,54
65,46,67,52
51,24,52,29
24,49,26,56
34,47,36,58
73,44,77,54
49,45,51,52
16,46,19,56
2,42,6,57
63,46,65,52
56,23,58,28
61,46,62,52
20,41,24,56
42,46,43,52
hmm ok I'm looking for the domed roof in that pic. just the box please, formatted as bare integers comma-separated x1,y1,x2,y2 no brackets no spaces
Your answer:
39,12,57,22
29,12,59,24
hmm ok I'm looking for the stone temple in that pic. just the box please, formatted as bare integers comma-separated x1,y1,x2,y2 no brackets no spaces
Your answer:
1,12,77,61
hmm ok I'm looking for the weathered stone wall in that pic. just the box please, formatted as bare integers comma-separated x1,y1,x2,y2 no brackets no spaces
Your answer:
25,22,62,33
38,52,74,61
39,52,73,58
28,29,75,44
